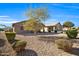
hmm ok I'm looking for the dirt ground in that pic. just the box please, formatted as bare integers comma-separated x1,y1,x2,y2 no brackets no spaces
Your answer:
15,33,79,56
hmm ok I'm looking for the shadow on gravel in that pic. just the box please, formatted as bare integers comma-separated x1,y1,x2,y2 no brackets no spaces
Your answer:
17,32,59,36
68,48,79,56
0,39,5,47
38,36,67,43
16,49,38,56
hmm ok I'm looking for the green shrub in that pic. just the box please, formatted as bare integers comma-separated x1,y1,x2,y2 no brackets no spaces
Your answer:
55,39,73,52
5,32,16,43
66,29,78,39
0,28,4,31
12,40,27,52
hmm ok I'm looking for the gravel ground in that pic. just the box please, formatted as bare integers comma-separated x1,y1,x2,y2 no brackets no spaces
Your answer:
15,34,79,56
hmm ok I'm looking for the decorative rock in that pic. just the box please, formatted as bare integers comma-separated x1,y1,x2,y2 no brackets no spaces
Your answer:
0,31,16,56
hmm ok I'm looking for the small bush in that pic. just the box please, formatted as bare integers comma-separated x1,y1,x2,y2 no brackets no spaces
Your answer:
0,28,4,31
5,32,16,43
12,40,27,52
55,39,73,52
66,29,78,39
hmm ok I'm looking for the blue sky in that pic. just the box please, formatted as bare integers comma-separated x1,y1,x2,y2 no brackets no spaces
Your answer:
0,3,79,27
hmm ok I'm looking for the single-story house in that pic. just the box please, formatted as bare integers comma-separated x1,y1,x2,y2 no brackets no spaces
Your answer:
12,20,63,33
12,21,25,33
41,22,63,32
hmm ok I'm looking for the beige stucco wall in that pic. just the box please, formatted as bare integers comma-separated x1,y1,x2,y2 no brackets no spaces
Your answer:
40,23,62,32
13,24,24,33
40,27,48,32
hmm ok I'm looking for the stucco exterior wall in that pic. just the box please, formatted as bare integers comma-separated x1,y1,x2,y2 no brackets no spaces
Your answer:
13,24,24,33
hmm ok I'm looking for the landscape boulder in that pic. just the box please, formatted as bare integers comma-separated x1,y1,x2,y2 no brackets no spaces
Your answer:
0,31,16,56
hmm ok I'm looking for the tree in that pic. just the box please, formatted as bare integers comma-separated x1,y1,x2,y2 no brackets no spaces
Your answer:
26,7,49,32
0,24,12,32
63,21,74,27
24,18,45,34
27,8,49,22
0,24,7,28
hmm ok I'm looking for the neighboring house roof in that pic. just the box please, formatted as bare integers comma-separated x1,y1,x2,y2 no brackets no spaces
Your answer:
45,22,61,26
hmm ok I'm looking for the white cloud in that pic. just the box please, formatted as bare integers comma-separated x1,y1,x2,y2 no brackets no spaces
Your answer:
0,16,9,18
0,21,19,24
0,16,19,24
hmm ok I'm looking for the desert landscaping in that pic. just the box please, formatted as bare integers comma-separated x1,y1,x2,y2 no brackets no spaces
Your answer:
0,31,79,56
0,3,79,56
14,33,79,56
